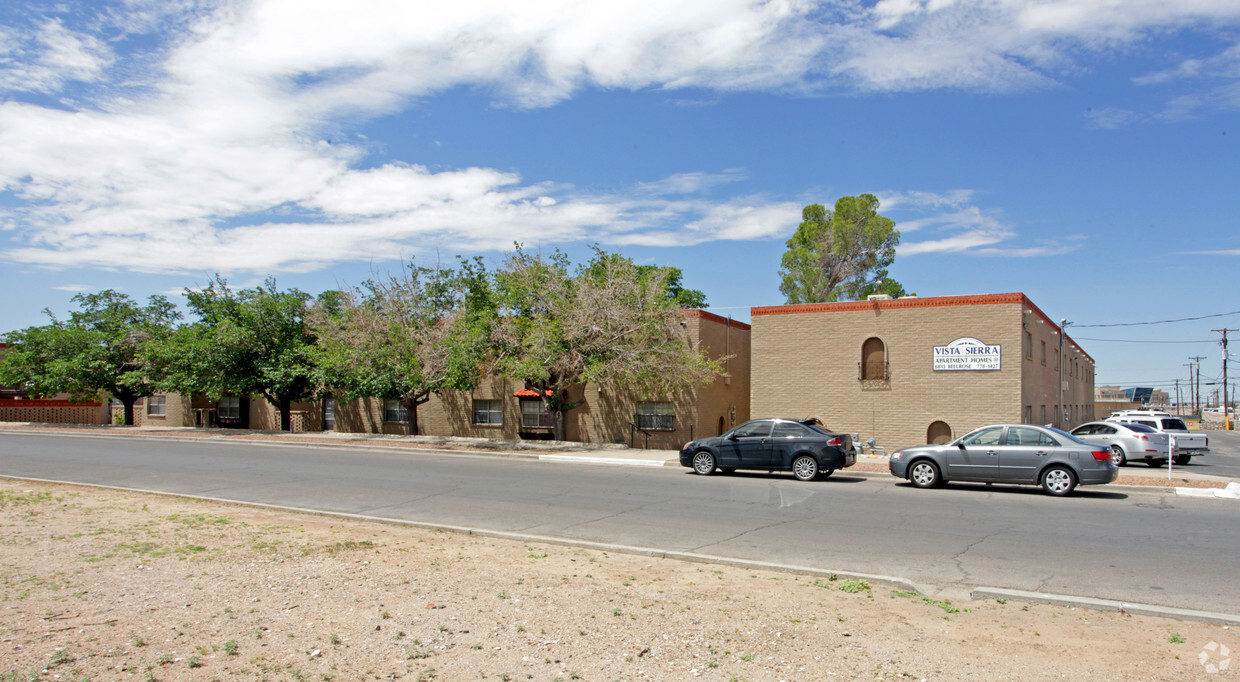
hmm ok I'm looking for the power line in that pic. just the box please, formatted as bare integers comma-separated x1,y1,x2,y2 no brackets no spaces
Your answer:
1075,337,1214,344
1073,309,1240,328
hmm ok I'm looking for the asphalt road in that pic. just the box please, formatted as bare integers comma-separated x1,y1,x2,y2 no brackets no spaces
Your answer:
1,431,1238,616
1173,430,1240,479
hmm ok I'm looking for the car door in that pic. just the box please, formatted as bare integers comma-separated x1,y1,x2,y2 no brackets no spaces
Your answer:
769,421,812,469
999,426,1058,483
716,420,773,469
944,426,1003,481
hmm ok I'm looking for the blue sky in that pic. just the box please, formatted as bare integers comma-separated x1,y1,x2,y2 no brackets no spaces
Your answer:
2,0,1239,403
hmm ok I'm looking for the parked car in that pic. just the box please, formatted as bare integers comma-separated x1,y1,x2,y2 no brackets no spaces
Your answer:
888,424,1117,496
680,418,856,481
1069,421,1169,467
1105,414,1207,466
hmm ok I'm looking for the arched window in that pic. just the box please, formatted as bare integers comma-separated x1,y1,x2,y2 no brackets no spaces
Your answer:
860,337,887,380
927,421,953,445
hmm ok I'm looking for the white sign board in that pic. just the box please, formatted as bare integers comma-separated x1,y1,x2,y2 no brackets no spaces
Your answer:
933,337,1001,371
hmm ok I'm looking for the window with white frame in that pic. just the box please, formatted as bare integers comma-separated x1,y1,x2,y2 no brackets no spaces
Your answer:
473,399,502,425
384,399,408,423
635,401,675,430
146,395,166,416
218,396,241,420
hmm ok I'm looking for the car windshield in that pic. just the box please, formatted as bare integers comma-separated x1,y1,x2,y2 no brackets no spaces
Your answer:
803,423,830,436
1160,419,1188,430
1124,423,1156,433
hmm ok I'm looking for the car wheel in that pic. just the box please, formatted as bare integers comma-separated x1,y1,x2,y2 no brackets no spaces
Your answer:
1110,445,1127,467
719,467,736,474
1041,466,1077,496
1174,455,1191,466
908,460,941,488
691,451,716,475
792,455,818,481
1146,459,1166,468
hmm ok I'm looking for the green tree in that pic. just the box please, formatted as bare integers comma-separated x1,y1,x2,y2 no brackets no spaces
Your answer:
494,245,722,441
150,277,318,432
778,194,903,304
308,259,494,436
0,290,180,425
637,265,708,309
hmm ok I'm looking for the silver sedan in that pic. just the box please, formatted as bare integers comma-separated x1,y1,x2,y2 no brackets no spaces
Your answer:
1069,421,1169,467
889,424,1118,496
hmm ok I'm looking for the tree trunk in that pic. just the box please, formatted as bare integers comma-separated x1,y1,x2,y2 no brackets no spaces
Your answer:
121,398,136,426
278,396,293,431
552,410,566,442
403,393,430,436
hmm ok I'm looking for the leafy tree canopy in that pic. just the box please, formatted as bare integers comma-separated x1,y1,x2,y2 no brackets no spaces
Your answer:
148,276,317,431
495,245,722,440
0,290,180,424
778,194,904,304
308,258,494,435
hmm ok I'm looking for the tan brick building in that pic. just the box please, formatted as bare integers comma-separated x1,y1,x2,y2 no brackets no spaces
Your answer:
749,293,1093,451
133,310,751,449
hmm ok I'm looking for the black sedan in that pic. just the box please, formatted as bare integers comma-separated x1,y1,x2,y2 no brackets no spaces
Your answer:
680,418,856,481
889,424,1117,496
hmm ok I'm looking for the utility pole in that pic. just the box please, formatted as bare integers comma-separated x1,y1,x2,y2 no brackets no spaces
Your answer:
1175,379,1182,413
1183,364,1193,413
1214,329,1237,430
1058,319,1070,430
1190,355,1206,414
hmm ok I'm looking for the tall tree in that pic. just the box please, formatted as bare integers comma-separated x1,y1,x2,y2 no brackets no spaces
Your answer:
778,194,903,304
495,245,722,441
309,259,494,436
0,290,180,425
150,277,317,432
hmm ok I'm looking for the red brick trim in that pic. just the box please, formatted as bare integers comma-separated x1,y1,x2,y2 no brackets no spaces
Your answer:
681,309,751,330
751,293,1026,317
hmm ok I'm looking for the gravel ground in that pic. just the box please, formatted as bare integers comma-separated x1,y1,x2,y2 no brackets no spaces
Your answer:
0,481,1234,681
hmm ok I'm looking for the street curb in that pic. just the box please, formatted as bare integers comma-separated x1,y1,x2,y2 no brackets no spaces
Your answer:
971,587,1240,626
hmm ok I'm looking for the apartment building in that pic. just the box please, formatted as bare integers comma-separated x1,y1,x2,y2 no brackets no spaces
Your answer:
748,293,1094,450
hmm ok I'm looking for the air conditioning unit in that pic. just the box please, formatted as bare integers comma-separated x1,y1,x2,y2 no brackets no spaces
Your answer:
867,294,893,301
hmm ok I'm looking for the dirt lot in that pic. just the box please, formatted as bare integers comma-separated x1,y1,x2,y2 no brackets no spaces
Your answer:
0,481,1235,681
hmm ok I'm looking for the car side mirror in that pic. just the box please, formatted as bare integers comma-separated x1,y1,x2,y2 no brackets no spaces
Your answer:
956,442,966,449
726,433,739,441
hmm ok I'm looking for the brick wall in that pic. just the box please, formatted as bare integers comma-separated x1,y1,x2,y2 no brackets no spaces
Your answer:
2,400,106,425
751,294,1069,450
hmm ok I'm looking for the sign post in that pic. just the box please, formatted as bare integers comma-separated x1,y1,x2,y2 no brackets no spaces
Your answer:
1168,433,1175,481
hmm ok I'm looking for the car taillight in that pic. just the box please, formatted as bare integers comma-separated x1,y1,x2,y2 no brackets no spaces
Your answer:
827,437,843,446
1091,450,1112,461
1138,435,1149,440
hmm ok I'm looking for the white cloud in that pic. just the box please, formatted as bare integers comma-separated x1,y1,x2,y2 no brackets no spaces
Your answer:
52,283,90,292
0,0,1236,274
891,197,1081,257
636,170,748,196
0,19,113,93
